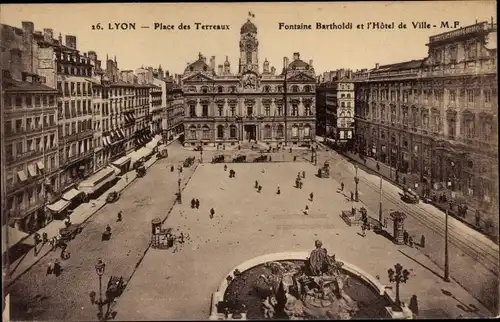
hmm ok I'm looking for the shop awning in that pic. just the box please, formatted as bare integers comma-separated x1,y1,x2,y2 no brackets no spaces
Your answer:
47,199,71,213
27,165,37,177
78,166,116,195
37,161,45,171
130,147,153,163
111,156,131,167
119,129,126,138
17,170,27,182
2,225,29,254
62,188,82,201
125,114,132,122
103,137,109,146
106,136,112,146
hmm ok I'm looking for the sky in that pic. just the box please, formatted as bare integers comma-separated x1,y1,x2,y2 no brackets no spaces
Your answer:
1,1,496,75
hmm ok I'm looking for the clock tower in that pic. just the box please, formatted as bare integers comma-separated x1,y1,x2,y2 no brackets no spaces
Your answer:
239,18,259,74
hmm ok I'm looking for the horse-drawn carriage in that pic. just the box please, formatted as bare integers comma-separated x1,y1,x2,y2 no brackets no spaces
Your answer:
106,276,127,300
253,154,268,163
232,155,246,163
183,156,195,167
59,224,82,242
106,191,120,203
211,154,225,163
402,187,419,204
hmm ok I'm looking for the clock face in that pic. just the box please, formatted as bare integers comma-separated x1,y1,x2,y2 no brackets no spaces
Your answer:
245,42,253,51
247,63,253,71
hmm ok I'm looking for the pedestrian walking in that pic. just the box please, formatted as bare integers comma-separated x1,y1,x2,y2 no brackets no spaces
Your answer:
383,218,388,228
191,198,196,209
302,171,306,179
195,199,200,209
361,224,366,237
299,181,303,189
420,235,425,248
258,185,262,193
403,230,409,245
408,235,414,248
89,291,96,305
293,156,297,162
475,209,481,227
309,192,314,202
125,174,129,183
409,295,419,319
340,182,344,191
42,232,48,244
224,164,227,171
47,261,53,275
304,205,309,216
54,259,62,276
376,162,380,172
276,186,281,195
171,165,174,172
350,191,354,201
255,180,259,189
210,208,215,219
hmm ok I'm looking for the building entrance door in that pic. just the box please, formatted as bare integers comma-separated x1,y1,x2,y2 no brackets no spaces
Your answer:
245,125,257,142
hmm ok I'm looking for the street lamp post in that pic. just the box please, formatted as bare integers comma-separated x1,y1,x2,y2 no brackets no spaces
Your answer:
387,263,410,311
283,68,288,147
444,209,450,282
95,258,106,320
354,165,359,202
177,167,182,204
378,175,383,228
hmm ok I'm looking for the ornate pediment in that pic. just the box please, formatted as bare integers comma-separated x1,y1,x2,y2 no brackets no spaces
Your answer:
287,72,316,82
183,72,215,82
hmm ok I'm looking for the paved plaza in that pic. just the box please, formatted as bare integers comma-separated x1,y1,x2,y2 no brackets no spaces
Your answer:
115,161,489,320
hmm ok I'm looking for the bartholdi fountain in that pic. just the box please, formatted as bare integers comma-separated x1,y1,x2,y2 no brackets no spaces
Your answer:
210,241,398,320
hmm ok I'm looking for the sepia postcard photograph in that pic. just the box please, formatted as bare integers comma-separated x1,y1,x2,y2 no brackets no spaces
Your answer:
0,1,498,320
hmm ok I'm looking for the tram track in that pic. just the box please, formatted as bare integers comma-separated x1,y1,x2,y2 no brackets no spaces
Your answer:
324,154,499,275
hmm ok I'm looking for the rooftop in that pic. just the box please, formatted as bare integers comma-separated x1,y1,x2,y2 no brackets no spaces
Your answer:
3,77,57,93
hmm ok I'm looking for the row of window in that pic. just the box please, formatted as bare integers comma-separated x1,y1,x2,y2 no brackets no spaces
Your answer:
188,103,313,117
5,135,57,160
57,81,92,96
57,64,92,78
4,94,56,109
5,115,56,135
59,119,93,137
188,124,312,140
185,84,315,94
60,139,93,161
361,88,494,104
58,99,93,118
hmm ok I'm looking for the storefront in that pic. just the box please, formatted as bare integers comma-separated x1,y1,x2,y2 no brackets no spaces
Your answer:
111,156,132,176
61,188,85,209
78,166,118,199
46,199,71,220
130,147,154,169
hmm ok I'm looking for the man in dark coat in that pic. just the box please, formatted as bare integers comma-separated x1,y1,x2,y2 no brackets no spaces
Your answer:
191,198,196,209
195,199,200,209
210,208,215,219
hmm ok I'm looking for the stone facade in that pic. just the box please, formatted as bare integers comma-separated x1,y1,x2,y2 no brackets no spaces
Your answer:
182,18,316,147
353,20,498,207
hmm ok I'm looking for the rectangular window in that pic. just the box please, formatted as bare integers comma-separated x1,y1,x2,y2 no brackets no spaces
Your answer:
467,89,474,103
449,90,456,102
484,89,491,103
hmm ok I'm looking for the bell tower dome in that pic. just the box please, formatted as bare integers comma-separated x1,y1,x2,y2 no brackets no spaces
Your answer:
239,14,259,74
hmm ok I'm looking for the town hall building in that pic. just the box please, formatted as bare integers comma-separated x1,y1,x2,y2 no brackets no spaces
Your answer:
182,17,317,147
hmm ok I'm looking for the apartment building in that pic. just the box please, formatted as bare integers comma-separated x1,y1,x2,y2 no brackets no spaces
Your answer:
1,22,59,232
353,20,498,209
165,75,184,141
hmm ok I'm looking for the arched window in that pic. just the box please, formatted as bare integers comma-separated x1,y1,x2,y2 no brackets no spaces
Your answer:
277,124,284,138
304,85,311,92
264,125,271,138
189,103,196,117
201,86,209,94
230,86,237,93
341,102,345,108
202,125,210,140
291,125,299,138
291,85,299,93
217,86,223,93
217,125,224,138
277,86,283,93
189,126,197,140
230,125,237,138
303,124,311,138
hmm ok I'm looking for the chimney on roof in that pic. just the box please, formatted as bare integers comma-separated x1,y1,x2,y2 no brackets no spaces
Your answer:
375,63,379,70
21,21,34,34
309,59,313,67
210,56,216,71
218,64,223,75
65,35,77,49
283,56,289,70
293,52,300,60
43,28,53,42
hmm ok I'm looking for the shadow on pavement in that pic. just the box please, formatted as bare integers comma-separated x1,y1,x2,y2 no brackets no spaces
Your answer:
441,289,481,316
398,249,443,280
374,229,394,243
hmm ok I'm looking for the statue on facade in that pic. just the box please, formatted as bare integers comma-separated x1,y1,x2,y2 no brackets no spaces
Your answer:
243,73,257,89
